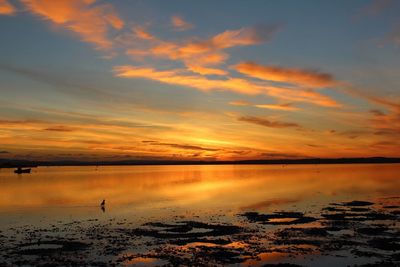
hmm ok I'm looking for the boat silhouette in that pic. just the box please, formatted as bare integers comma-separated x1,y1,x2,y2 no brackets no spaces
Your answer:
14,167,31,174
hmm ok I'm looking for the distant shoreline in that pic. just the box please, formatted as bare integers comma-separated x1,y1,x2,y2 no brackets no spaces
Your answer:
1,157,400,168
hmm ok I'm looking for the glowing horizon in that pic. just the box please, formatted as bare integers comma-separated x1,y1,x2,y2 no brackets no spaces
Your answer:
0,0,399,161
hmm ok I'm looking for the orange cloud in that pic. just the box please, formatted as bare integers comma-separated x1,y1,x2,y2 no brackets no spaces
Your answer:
146,141,219,152
133,26,155,40
229,101,300,111
123,24,280,78
113,65,263,94
0,0,15,15
211,25,279,49
148,40,229,71
367,96,400,136
185,53,229,75
234,61,336,88
128,25,280,75
152,25,279,60
229,100,250,106
263,87,339,107
22,0,124,50
113,65,340,107
171,15,193,31
255,103,300,111
186,64,227,76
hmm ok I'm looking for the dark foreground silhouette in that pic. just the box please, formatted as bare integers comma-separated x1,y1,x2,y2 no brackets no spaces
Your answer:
13,167,31,174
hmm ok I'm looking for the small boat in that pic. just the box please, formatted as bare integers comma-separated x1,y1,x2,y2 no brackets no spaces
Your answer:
14,167,31,174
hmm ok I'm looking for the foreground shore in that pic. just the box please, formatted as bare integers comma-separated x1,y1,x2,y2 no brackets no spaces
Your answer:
1,198,399,267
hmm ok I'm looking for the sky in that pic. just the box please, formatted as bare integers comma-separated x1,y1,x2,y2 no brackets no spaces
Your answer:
0,0,399,161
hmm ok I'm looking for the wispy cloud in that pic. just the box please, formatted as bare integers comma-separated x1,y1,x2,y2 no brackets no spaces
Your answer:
238,116,300,129
133,25,155,40
171,15,193,31
254,103,300,111
0,119,42,125
260,152,305,158
185,64,227,76
113,65,264,94
337,92,400,143
366,94,400,111
144,140,219,152
21,0,124,50
113,65,340,107
0,116,168,133
229,100,300,111
234,61,336,88
0,0,16,15
229,100,251,106
127,24,280,76
154,25,279,63
368,96,400,136
0,63,119,100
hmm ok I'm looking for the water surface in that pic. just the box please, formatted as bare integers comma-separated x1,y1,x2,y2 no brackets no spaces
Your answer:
0,164,399,266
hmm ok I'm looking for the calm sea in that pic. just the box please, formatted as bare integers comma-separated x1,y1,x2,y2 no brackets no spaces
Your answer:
0,164,398,226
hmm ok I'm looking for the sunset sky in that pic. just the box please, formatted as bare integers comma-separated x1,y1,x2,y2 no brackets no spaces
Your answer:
0,0,399,161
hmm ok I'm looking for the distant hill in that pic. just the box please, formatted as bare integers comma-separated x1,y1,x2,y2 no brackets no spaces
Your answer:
1,157,400,168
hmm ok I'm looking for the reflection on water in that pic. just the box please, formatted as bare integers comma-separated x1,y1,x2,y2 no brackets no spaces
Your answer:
0,164,399,266
0,164,400,217
0,164,399,225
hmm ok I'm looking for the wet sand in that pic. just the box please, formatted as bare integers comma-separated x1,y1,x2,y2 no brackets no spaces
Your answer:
0,164,399,266
0,198,399,266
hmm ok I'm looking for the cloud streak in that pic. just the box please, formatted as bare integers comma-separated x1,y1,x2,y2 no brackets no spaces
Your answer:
234,61,336,88
238,116,300,129
144,141,219,152
368,96,400,137
133,26,155,40
229,100,299,111
113,65,340,107
0,63,121,101
229,100,250,106
21,0,124,50
254,103,300,111
44,125,76,132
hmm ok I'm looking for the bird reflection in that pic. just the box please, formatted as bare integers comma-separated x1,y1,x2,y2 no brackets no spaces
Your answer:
100,199,106,213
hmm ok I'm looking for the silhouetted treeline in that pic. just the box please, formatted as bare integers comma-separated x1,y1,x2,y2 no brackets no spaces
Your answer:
1,157,400,168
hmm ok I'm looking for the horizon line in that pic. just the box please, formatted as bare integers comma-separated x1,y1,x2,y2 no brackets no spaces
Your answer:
1,157,400,168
